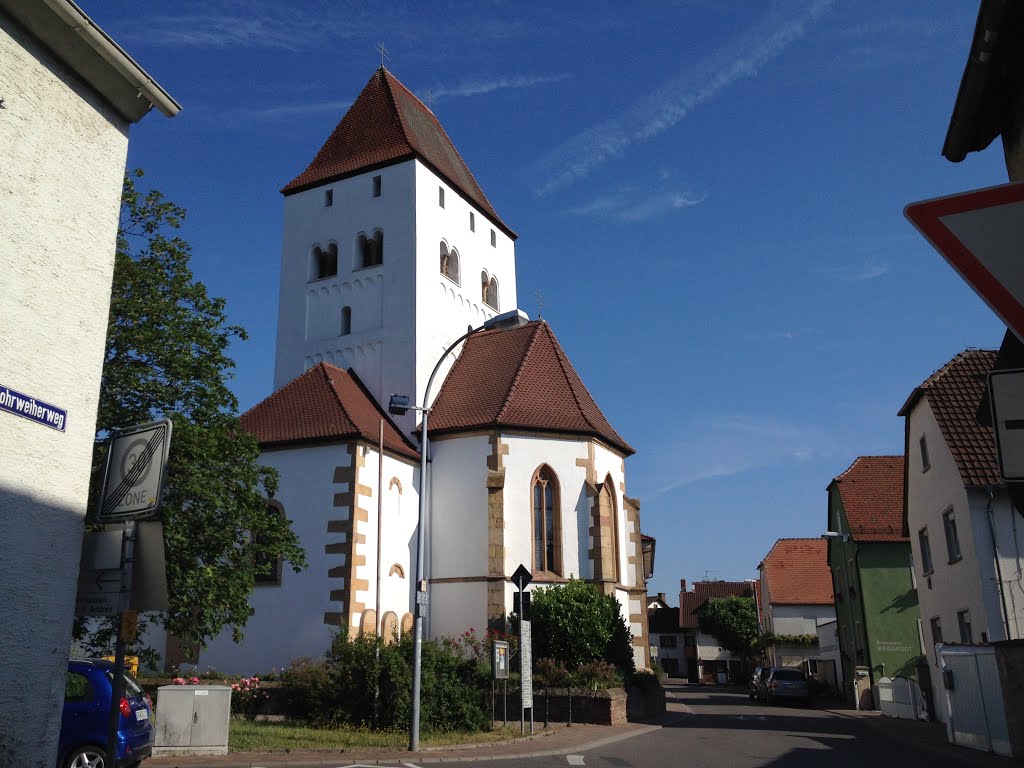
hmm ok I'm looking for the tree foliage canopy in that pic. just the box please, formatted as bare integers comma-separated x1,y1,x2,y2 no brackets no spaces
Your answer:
525,578,635,673
696,596,759,659
81,170,306,660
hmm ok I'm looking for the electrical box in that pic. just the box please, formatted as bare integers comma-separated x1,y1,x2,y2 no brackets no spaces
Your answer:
153,685,232,756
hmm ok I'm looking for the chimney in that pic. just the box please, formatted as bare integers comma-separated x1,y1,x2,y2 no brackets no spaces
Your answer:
658,592,666,603
680,579,687,592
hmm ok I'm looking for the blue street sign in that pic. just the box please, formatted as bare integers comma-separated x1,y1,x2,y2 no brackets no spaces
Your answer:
0,383,66,432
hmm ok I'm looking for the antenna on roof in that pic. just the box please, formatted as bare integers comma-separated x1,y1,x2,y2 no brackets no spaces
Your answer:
533,289,545,319
704,569,717,581
376,42,390,69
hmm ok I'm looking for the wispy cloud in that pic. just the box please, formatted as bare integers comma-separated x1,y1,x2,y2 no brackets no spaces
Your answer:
230,100,351,122
827,261,889,281
529,0,835,196
427,73,571,102
568,188,706,222
644,413,828,498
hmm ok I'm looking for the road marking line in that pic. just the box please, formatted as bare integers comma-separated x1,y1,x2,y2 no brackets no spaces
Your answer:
567,755,585,765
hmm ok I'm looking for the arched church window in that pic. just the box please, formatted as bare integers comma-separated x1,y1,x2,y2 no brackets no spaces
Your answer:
440,242,460,284
357,230,384,269
311,243,338,281
340,306,351,336
532,466,560,575
254,502,285,586
481,271,489,305
485,276,499,310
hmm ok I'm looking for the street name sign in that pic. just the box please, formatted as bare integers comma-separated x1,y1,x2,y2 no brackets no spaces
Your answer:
905,183,1024,342
0,383,66,432
98,419,172,522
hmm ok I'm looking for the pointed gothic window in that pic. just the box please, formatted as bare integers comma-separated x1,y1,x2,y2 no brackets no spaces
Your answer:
532,466,561,575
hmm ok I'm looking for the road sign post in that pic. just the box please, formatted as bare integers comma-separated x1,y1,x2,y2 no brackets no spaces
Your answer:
97,419,172,523
511,564,533,735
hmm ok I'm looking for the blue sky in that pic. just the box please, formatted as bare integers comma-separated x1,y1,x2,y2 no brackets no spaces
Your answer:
92,1,1010,603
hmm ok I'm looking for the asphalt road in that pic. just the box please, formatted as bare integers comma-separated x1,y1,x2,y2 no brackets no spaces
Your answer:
471,687,1012,768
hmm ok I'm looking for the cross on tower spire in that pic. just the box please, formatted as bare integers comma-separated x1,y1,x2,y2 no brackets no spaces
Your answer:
376,42,390,69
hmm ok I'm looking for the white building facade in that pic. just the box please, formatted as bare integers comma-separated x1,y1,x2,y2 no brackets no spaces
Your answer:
0,2,177,764
900,349,1024,725
195,69,651,675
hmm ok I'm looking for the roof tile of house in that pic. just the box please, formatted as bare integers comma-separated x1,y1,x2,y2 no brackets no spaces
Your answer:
832,456,907,542
759,538,833,606
281,68,513,238
679,591,701,629
899,349,999,487
428,320,634,456
648,606,682,633
240,363,419,460
676,580,754,630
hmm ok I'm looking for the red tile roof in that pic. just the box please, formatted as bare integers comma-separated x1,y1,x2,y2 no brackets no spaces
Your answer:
648,606,682,633
759,539,834,606
241,363,419,460
428,320,634,456
281,68,514,239
678,590,700,629
831,456,907,542
898,349,999,487
677,580,754,629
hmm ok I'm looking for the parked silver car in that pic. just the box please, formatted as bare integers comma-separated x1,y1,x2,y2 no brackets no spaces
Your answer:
759,667,810,707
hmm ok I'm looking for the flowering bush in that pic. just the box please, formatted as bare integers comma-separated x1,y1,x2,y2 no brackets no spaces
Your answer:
230,676,269,720
171,676,200,685
443,626,518,667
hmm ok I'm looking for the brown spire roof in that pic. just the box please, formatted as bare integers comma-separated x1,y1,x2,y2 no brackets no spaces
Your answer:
898,349,999,487
428,320,634,456
240,363,419,460
281,68,514,239
830,456,906,542
758,539,834,606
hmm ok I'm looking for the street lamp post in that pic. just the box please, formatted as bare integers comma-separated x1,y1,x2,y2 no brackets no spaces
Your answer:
822,530,858,711
389,309,529,752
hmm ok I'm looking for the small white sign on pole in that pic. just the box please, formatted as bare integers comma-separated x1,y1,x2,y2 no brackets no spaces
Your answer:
989,369,1024,482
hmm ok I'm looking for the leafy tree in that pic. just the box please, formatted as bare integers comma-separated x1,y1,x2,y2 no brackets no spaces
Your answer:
696,596,759,659
80,170,306,660
526,578,635,673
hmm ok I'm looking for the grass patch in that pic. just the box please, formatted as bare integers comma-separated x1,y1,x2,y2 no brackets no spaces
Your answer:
228,720,524,751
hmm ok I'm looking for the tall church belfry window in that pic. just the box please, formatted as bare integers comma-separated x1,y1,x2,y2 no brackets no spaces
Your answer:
357,230,383,268
481,271,499,310
440,241,460,284
532,466,560,575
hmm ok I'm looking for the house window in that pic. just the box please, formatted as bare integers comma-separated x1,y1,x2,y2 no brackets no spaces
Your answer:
660,635,677,648
957,610,972,643
440,242,460,284
439,186,445,208
340,306,351,336
490,229,496,247
311,243,338,280
920,435,930,472
929,616,943,647
532,466,560,574
254,503,285,586
324,189,333,207
943,509,961,563
372,175,381,197
357,230,383,268
470,212,475,231
918,527,933,575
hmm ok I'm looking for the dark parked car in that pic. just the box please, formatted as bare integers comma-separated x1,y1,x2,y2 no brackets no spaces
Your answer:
749,666,765,700
58,658,155,768
759,666,811,707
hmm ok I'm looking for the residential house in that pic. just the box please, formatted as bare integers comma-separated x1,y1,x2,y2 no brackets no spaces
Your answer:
192,68,652,674
900,348,1024,725
826,455,923,710
679,579,755,684
758,539,836,668
0,2,177,761
647,593,685,677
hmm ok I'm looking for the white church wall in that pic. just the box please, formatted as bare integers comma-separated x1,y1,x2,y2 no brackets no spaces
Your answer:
276,162,419,426
199,443,352,674
413,161,518,413
430,582,488,640
429,435,490,582
1,17,131,762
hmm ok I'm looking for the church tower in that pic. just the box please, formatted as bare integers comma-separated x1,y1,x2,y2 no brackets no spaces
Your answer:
274,68,518,432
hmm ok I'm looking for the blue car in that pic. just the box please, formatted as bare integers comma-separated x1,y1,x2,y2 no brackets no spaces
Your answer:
58,659,154,768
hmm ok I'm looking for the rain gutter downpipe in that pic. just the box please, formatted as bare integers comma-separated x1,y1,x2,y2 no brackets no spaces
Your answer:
986,487,1012,640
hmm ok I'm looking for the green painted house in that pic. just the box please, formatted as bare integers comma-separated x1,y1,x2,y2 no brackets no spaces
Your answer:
826,455,923,709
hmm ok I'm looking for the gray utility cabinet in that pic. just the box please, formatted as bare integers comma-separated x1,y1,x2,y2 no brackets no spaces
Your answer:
153,684,232,756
